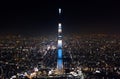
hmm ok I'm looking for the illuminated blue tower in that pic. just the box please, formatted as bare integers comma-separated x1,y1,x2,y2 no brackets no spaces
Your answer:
57,8,63,71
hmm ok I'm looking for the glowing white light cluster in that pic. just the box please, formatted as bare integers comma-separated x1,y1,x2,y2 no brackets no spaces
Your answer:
58,40,62,48
58,23,62,28
30,72,36,77
51,45,56,50
47,45,50,50
95,70,100,73
34,67,38,72
58,28,62,33
59,8,61,14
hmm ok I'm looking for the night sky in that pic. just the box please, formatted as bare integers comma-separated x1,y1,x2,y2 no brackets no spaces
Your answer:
0,0,120,35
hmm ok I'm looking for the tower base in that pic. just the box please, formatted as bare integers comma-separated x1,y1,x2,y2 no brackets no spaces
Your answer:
54,68,64,75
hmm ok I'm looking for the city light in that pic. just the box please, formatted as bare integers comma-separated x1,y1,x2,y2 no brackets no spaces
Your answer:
59,8,61,14
58,28,62,33
58,23,62,28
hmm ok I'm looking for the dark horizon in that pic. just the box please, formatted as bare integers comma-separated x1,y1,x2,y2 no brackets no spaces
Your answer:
0,0,120,34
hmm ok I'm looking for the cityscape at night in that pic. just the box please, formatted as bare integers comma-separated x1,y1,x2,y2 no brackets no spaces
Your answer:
0,0,120,79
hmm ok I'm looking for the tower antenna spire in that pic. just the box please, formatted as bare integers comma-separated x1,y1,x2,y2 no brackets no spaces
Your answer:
59,8,61,14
